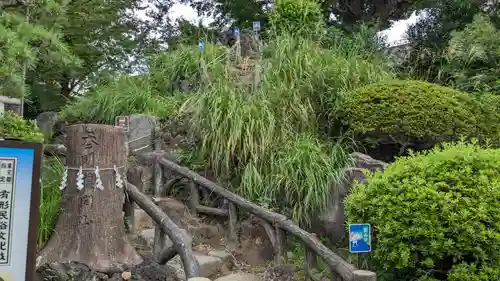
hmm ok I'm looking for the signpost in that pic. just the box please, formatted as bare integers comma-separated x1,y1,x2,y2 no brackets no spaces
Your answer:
349,223,372,253
115,116,129,132
253,21,261,33
199,39,204,52
0,140,42,281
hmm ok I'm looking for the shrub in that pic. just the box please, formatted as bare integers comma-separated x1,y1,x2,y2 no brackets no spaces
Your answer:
476,92,500,146
447,263,500,281
339,80,485,155
0,111,44,142
344,142,500,281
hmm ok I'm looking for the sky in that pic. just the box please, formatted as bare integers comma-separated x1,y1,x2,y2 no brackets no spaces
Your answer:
166,3,423,46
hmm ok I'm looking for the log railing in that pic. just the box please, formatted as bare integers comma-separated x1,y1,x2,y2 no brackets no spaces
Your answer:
151,151,376,281
123,181,201,279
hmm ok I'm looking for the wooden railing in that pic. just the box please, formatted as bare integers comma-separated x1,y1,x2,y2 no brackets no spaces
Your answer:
123,181,201,279
149,151,376,281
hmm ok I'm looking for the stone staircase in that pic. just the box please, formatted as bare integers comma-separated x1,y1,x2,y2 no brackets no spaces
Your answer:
128,196,268,281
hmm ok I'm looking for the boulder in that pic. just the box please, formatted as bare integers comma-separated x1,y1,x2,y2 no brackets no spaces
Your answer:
314,153,387,242
36,111,59,139
236,216,274,266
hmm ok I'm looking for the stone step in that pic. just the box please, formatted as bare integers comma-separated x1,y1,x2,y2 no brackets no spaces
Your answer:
138,229,233,279
168,252,225,280
214,273,264,281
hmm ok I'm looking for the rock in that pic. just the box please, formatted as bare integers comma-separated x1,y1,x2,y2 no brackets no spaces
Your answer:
52,120,68,144
188,278,212,281
127,115,158,154
263,264,297,281
236,216,274,266
36,111,59,139
36,259,180,281
131,258,180,281
139,228,173,249
122,271,132,280
167,253,223,279
215,273,263,281
314,153,387,243
35,261,109,281
196,254,223,277
134,209,154,230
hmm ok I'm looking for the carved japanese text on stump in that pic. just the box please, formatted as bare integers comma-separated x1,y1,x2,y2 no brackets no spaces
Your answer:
37,124,142,273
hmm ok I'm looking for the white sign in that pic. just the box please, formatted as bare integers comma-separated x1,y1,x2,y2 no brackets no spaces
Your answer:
0,141,42,281
253,21,261,33
0,158,15,265
115,116,130,132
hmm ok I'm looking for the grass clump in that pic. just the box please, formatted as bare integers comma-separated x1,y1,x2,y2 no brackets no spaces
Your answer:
149,43,227,95
60,75,187,124
38,156,64,249
240,134,352,225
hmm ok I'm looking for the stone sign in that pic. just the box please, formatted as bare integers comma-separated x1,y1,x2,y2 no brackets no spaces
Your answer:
126,115,157,154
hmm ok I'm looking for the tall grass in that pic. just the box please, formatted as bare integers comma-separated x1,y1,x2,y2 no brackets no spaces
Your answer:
181,31,392,225
38,156,64,249
60,75,187,124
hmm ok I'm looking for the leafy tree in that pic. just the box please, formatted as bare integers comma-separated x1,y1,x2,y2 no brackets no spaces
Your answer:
0,1,78,98
24,0,163,117
400,0,500,83
180,0,421,30
443,14,500,93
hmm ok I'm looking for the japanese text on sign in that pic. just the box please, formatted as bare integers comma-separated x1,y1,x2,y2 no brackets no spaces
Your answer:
115,116,129,132
0,158,16,265
348,223,371,253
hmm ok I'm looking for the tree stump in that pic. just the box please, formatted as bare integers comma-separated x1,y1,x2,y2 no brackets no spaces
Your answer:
37,124,143,272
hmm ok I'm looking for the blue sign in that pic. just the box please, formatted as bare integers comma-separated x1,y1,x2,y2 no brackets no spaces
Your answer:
0,140,42,281
349,223,371,253
253,21,261,33
199,39,204,52
233,27,240,37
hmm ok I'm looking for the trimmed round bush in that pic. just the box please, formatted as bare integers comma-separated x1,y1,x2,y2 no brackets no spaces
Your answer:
339,80,486,152
345,142,500,281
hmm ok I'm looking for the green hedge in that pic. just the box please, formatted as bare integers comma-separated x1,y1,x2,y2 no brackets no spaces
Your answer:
345,142,500,281
339,80,489,153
